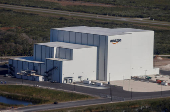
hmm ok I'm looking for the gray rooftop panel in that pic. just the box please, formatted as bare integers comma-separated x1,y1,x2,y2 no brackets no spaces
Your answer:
52,26,152,36
13,57,44,63
37,41,95,49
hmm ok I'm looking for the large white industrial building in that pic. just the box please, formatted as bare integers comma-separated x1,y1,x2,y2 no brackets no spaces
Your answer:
8,26,159,83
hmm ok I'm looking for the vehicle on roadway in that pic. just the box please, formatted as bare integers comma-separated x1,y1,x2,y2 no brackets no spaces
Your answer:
54,101,58,104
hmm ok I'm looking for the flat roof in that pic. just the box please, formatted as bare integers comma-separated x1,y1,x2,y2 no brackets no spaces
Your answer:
37,41,95,48
12,57,44,64
52,26,152,36
46,58,70,61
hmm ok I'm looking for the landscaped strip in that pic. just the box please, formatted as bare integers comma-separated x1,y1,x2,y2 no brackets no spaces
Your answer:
0,102,20,110
0,0,170,22
40,97,170,112
0,8,170,56
0,85,95,105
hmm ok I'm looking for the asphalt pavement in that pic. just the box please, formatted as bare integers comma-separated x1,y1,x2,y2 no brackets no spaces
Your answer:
0,4,170,27
1,65,170,111
15,98,111,112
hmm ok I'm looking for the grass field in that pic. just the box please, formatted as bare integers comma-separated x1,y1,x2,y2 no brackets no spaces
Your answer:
0,85,94,105
40,97,170,112
0,8,170,56
0,0,170,22
0,102,20,110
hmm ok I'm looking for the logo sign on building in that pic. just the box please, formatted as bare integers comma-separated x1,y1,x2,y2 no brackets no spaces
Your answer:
110,39,121,44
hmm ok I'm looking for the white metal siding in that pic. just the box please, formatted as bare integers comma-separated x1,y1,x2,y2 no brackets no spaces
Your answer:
62,47,97,82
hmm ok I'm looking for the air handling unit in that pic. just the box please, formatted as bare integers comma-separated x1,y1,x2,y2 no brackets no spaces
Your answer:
8,26,159,83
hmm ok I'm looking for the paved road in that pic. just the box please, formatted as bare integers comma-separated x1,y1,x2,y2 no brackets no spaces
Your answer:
0,4,170,27
154,55,170,57
1,66,170,111
1,74,170,99
15,98,111,112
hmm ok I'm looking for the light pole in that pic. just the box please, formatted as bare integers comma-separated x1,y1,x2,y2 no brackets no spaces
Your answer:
123,76,124,87
109,73,112,101
110,84,112,101
109,73,110,84
161,84,162,96
145,70,147,76
131,88,132,100
73,81,75,91
128,79,130,91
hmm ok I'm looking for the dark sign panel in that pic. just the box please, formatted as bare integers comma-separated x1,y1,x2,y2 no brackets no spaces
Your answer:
110,39,121,44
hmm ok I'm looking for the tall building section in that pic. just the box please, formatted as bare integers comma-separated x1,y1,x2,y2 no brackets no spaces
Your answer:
8,26,159,83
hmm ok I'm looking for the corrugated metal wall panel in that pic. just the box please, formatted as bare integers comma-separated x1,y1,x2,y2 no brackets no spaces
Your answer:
65,48,71,60
42,45,46,62
98,35,106,80
36,45,42,61
59,48,66,59
93,35,100,46
87,34,94,45
64,31,70,42
58,30,64,42
18,61,22,72
45,47,50,58
82,33,88,45
29,62,34,70
33,45,36,60
70,31,76,43
75,32,82,44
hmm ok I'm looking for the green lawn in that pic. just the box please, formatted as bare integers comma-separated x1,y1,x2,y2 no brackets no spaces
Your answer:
40,97,170,112
0,102,20,110
0,0,170,22
0,8,170,56
0,85,94,105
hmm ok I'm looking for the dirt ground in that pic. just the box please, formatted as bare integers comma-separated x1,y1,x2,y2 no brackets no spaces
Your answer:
154,57,170,71
42,0,114,7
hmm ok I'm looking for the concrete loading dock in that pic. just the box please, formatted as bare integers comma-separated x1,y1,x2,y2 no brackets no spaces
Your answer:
8,26,159,83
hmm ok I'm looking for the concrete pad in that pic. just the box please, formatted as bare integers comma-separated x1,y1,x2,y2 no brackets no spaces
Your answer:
110,75,170,92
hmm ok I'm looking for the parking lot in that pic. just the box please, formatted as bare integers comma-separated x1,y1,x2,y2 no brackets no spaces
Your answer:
110,57,170,92
110,75,170,92
1,57,170,100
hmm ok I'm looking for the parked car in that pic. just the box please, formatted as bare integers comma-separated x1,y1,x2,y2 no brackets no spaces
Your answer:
145,76,152,80
91,82,95,85
54,101,58,104
4,74,9,77
50,81,57,83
